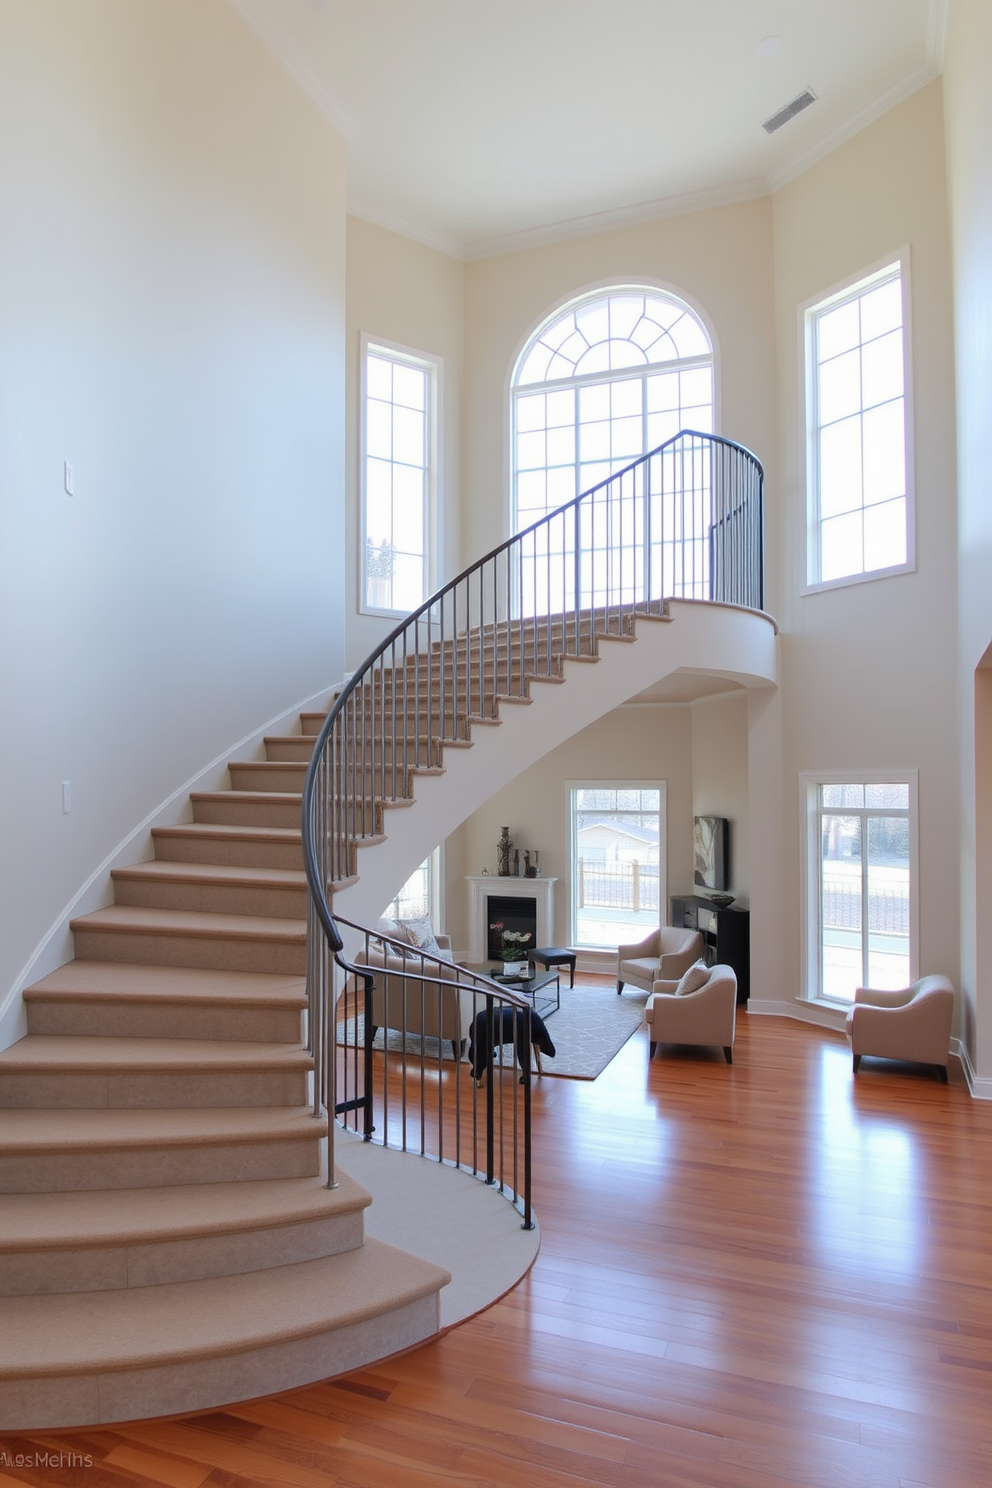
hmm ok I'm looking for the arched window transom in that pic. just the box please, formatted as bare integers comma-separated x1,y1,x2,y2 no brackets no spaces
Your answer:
511,287,713,532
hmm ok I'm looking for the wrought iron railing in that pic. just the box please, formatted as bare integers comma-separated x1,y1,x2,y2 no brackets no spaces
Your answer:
301,429,763,1216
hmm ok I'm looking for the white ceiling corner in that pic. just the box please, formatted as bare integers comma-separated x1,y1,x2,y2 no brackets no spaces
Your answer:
927,0,950,69
462,176,772,264
766,60,941,196
228,2,942,260
346,197,467,261
225,0,355,143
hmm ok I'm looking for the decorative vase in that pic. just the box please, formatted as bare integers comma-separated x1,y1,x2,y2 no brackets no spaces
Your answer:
497,827,511,877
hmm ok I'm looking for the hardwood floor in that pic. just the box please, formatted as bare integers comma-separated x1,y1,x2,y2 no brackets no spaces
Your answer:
5,991,992,1487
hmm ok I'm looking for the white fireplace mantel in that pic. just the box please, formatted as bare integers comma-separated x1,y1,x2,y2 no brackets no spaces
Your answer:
467,876,557,964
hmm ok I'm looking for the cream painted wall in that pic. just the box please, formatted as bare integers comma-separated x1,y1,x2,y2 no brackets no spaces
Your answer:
771,81,960,1011
690,692,750,907
344,216,464,671
455,200,779,976
461,198,777,581
445,705,694,958
943,0,992,1080
0,0,346,1019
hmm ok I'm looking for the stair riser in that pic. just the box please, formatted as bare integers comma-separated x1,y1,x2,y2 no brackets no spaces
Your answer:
192,795,301,829
112,875,307,921
0,1135,322,1194
24,998,304,1044
0,1069,309,1111
72,926,306,977
152,829,303,871
264,739,317,762
0,1212,364,1297
0,1291,439,1430
228,765,308,795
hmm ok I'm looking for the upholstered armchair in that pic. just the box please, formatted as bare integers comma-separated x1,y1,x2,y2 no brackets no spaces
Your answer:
846,975,954,1082
354,931,476,1060
645,963,738,1063
616,926,705,995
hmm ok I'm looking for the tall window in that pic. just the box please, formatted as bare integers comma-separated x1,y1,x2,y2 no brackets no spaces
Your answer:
362,338,438,615
570,785,666,950
382,852,437,924
806,261,911,587
512,288,713,531
804,777,915,1003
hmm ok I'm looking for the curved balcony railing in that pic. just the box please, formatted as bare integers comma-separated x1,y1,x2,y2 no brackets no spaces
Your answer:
301,429,763,1217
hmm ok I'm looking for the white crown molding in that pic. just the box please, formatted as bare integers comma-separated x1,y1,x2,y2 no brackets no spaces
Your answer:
347,198,466,261
225,0,355,143
767,61,940,194
463,177,771,263
927,0,950,70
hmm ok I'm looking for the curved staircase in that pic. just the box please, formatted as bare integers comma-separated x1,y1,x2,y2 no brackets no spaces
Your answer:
1,430,773,1430
0,702,449,1431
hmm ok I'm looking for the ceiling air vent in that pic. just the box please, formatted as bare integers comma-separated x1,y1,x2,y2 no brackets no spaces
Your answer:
762,88,818,135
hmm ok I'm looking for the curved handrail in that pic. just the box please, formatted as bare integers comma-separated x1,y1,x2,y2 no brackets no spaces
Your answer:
301,427,764,1199
302,427,763,923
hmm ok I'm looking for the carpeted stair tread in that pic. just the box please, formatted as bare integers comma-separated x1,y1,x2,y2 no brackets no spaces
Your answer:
154,824,301,844
0,1036,312,1073
0,1175,370,1252
0,1105,325,1155
0,1240,450,1378
23,962,306,1008
70,905,305,942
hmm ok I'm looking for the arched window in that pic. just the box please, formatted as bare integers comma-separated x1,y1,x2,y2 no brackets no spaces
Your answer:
511,287,713,532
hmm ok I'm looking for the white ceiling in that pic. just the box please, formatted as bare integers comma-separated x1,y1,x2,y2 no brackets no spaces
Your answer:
232,0,944,259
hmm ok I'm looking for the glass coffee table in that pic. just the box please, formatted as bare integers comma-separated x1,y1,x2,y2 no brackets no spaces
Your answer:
463,964,560,1020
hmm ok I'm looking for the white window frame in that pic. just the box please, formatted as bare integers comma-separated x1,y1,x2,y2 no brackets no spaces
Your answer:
382,848,443,931
509,284,716,536
568,780,667,950
802,251,915,594
800,770,919,1006
360,333,442,618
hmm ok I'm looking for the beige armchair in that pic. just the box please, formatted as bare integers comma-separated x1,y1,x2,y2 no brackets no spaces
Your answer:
617,926,705,995
646,963,738,1063
846,975,954,1082
355,934,476,1060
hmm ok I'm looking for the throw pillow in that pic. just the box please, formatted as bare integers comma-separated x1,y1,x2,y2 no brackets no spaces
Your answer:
372,917,413,952
675,959,710,997
398,915,442,960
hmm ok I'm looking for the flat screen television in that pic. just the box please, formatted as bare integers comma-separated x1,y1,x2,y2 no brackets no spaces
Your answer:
693,816,729,892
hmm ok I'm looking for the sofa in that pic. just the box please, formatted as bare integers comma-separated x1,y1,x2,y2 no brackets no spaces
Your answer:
353,921,477,1059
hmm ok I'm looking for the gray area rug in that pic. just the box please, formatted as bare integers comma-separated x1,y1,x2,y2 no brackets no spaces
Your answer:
342,986,648,1081
540,985,648,1079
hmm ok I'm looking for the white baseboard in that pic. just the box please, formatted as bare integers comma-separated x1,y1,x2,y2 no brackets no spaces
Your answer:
954,1038,992,1099
746,997,848,1035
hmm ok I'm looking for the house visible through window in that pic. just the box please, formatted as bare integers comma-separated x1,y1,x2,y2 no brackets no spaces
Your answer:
806,261,910,587
570,785,666,950
804,778,914,1003
362,339,437,615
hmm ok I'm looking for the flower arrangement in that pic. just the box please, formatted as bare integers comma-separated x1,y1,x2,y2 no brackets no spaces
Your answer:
489,922,532,976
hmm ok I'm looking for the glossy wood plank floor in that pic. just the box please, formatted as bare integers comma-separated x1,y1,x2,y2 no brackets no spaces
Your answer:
6,987,992,1488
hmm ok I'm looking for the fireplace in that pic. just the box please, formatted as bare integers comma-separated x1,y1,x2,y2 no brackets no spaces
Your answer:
486,894,537,960
466,876,557,963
